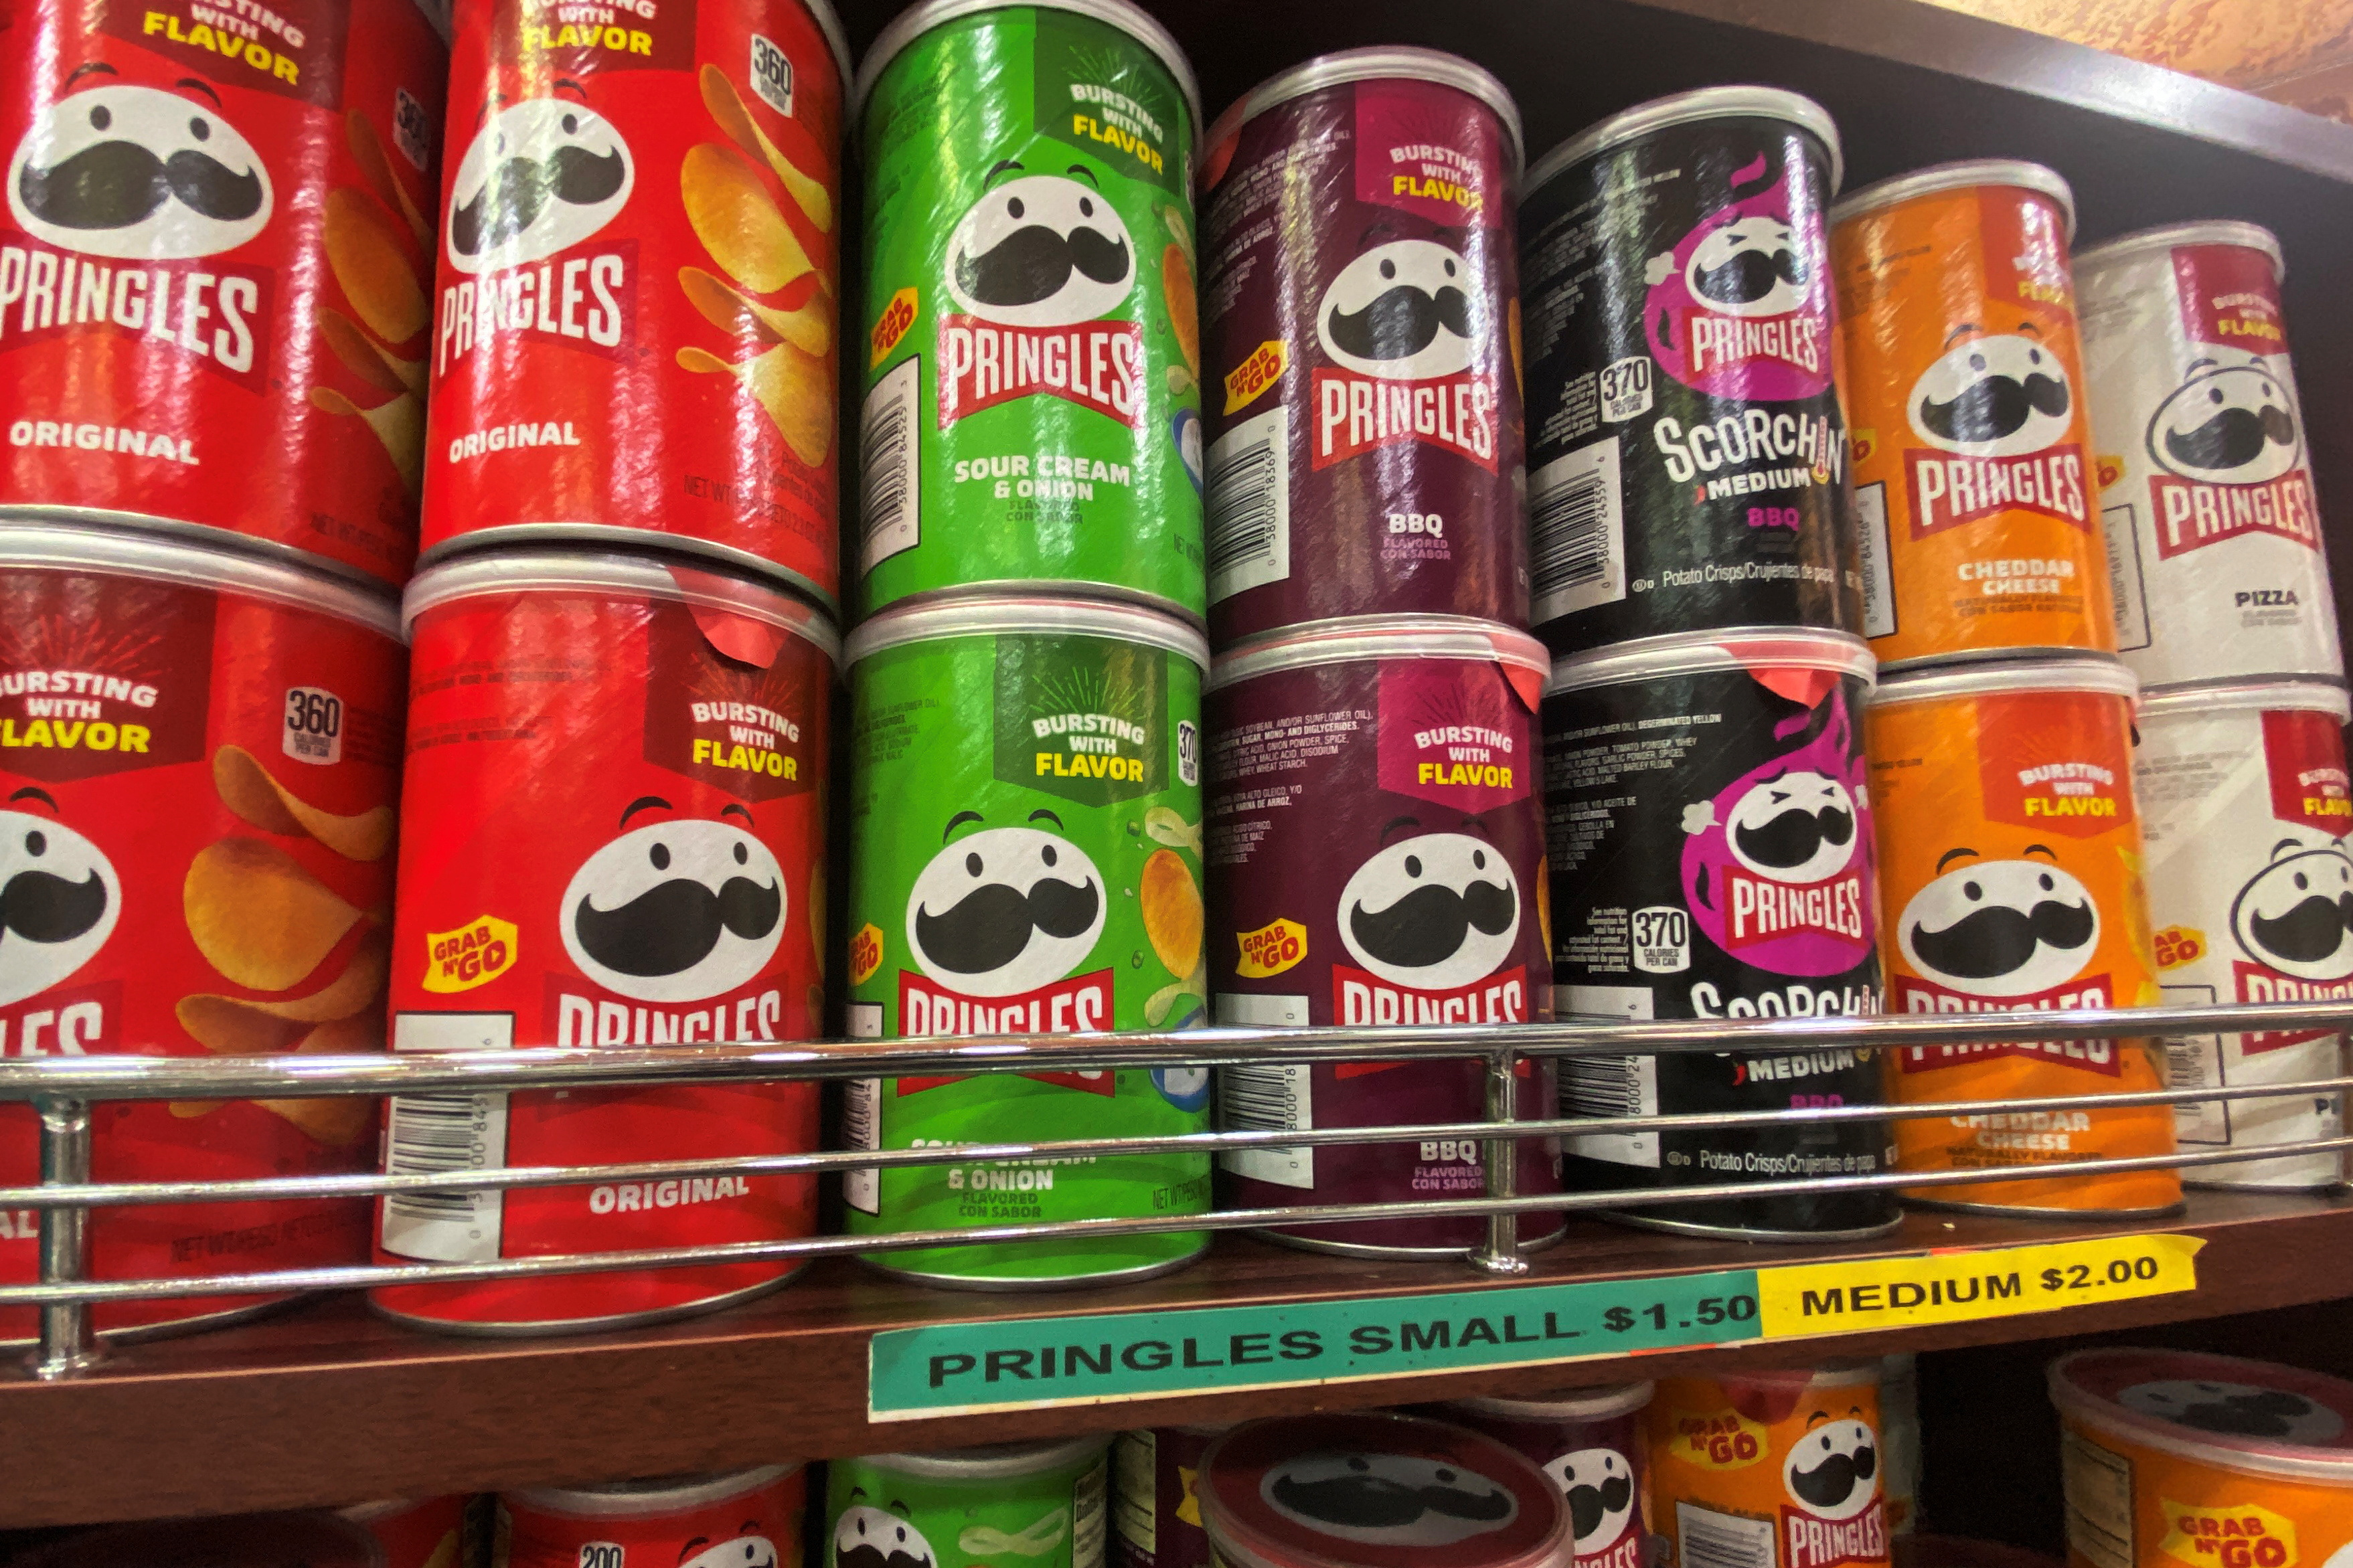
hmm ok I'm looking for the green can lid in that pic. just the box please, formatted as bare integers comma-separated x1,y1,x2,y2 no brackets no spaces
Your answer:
846,592,1210,672
855,1433,1113,1481
854,0,1201,147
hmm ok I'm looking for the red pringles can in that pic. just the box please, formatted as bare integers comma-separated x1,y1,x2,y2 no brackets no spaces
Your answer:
1199,50,1528,646
374,547,833,1332
421,0,851,606
499,1466,806,1568
0,522,403,1340
0,0,449,588
1207,614,1559,1253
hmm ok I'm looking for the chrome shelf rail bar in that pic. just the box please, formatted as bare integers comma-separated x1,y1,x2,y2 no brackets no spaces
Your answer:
5,998,2348,1380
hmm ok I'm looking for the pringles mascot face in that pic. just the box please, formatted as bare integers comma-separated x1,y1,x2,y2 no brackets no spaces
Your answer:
445,91,633,272
1896,845,2099,998
1261,1450,1520,1547
2230,837,2353,983
1781,1412,1880,1522
2147,355,2302,486
2119,1379,2346,1444
1906,327,2074,456
0,795,120,1008
945,163,1135,329
904,812,1106,998
560,799,786,1004
1316,236,1479,381
1336,826,1520,992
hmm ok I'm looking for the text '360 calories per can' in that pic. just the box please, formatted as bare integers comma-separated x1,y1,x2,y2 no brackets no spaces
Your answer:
0,523,403,1340
0,0,448,588
1545,628,1894,1239
422,0,850,603
1208,615,1560,1255
2136,680,2351,1189
1868,655,2178,1215
1198,48,1528,644
1520,88,1860,653
2077,220,2342,689
854,0,1206,621
375,549,834,1332
843,594,1211,1288
1834,161,2112,669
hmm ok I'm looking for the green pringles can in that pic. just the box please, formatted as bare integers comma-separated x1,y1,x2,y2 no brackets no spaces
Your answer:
829,1438,1112,1568
851,0,1207,622
843,595,1211,1287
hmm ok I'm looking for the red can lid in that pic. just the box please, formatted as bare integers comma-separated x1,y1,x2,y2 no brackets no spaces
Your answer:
1198,1413,1570,1568
2048,1348,2353,1479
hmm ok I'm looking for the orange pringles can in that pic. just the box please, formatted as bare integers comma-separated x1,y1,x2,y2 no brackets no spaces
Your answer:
1868,655,2178,1215
1647,1363,1892,1568
2051,1348,2353,1568
1833,161,2114,669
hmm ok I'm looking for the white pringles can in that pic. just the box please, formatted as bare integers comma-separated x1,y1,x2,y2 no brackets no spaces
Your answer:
2135,679,2353,1188
2078,221,2343,689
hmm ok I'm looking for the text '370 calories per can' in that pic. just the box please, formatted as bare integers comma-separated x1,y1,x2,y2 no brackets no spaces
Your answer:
376,549,834,1332
1198,48,1528,644
0,0,448,588
1868,655,2178,1215
843,594,1211,1288
2077,220,2342,688
1834,161,2113,668
854,0,1206,621
1544,628,1895,1239
1520,88,1860,653
1207,615,1560,1255
422,0,851,603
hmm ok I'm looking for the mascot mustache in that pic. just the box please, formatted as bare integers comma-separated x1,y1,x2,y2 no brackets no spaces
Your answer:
449,143,628,256
914,877,1100,974
572,875,780,978
19,141,263,230
1908,897,2094,981
1917,371,2071,445
954,224,1130,308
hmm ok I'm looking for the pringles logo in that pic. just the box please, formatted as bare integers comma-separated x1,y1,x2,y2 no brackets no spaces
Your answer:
2144,354,2316,559
1311,237,1497,471
1779,1412,1888,1568
1641,145,1833,402
898,810,1111,1037
1902,325,2085,536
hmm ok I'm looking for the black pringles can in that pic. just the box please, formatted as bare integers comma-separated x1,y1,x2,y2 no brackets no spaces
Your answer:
1542,628,1896,1238
1521,88,1862,654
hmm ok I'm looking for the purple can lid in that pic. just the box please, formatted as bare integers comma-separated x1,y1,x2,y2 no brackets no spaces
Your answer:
1204,48,1524,179
1210,614,1548,701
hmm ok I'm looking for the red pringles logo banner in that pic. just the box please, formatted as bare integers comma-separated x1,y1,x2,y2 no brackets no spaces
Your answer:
547,974,789,1049
1334,963,1528,1026
2265,709,2353,837
1903,443,2089,538
0,237,276,396
2233,960,2353,1053
1975,694,2133,839
1723,867,1868,950
937,317,1145,427
1376,659,1531,814
1312,368,1498,470
1782,1504,1888,1568
1891,972,2119,1074
2147,469,2320,558
435,242,639,375
898,968,1115,1039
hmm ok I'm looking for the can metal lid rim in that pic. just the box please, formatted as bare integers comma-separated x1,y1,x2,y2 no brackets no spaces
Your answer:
1209,614,1549,693
506,1463,800,1515
0,520,401,640
1445,1381,1657,1421
803,0,856,93
2073,219,2285,283
401,548,843,663
844,592,1210,671
859,1432,1113,1480
1869,652,2135,705
2135,677,2350,722
1524,86,1844,203
854,0,1202,146
2048,1350,2353,1479
1204,48,1525,179
1544,627,1876,696
1831,159,2077,240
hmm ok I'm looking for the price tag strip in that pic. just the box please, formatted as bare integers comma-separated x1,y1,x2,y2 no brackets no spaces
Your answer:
868,1233,2202,1419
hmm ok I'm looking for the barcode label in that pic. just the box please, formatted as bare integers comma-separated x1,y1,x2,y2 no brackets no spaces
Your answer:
380,1091,509,1262
1560,986,1657,1168
860,357,920,571
1206,406,1289,603
1676,1502,1777,1568
2160,983,2228,1146
1218,1061,1313,1188
1530,436,1624,622
1856,480,1896,640
843,1077,882,1215
2105,501,2152,652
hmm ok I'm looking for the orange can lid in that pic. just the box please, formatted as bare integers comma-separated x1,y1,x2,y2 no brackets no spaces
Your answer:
1870,653,2135,709
2050,1348,2353,1480
1831,158,2075,241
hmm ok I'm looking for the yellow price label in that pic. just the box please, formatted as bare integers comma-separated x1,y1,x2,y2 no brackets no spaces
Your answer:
1758,1233,2202,1338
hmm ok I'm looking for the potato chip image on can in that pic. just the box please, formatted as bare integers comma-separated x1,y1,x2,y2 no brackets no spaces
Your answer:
501,1466,805,1568
1648,1363,1890,1568
374,549,834,1333
421,0,850,605
0,0,448,588
0,521,404,1342
1868,655,2179,1215
1834,162,2114,669
2077,222,2342,689
2052,1348,2353,1568
2137,680,2351,1189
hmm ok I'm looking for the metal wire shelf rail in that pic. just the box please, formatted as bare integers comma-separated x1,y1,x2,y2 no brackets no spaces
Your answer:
3,998,2349,1379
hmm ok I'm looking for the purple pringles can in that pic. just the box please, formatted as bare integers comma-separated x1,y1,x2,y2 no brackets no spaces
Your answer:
1198,50,1530,648
1113,1423,1230,1568
1437,1384,1655,1568
1206,614,1560,1255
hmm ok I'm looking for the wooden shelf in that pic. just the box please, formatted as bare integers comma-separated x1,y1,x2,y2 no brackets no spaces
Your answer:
5,1190,2350,1529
